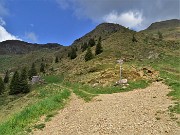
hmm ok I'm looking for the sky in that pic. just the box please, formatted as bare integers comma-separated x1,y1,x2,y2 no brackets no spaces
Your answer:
0,0,179,45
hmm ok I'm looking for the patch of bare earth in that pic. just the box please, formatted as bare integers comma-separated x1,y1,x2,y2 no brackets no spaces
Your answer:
33,82,180,135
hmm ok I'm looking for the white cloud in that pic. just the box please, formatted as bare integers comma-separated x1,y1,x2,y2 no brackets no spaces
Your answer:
0,17,5,26
56,0,179,30
0,25,20,42
25,32,38,42
103,10,143,29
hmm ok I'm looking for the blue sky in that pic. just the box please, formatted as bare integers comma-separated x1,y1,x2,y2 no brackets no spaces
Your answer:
0,0,179,45
0,0,96,45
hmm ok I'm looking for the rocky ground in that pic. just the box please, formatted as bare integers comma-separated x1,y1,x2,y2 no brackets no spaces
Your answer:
33,82,180,135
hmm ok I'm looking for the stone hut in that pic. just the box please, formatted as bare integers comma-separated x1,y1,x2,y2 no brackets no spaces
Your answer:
31,76,41,84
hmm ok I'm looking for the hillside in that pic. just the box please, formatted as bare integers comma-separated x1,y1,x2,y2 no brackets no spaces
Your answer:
52,20,179,86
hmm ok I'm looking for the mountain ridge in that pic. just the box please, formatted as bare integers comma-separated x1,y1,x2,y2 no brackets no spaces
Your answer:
0,40,63,55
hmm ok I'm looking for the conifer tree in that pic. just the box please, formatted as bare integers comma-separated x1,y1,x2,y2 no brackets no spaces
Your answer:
95,37,103,55
70,47,77,59
85,47,93,61
68,52,71,57
88,38,95,47
40,63,45,73
132,34,137,42
158,31,163,40
55,56,59,63
28,63,37,80
81,42,88,52
19,68,30,93
0,77,5,95
4,70,9,83
9,71,20,95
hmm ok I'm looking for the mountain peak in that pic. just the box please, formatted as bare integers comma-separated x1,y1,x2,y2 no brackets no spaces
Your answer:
72,22,129,46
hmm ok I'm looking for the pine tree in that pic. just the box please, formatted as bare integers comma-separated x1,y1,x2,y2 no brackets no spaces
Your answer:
85,47,93,61
67,52,71,57
40,63,45,73
132,34,137,42
95,37,103,55
19,68,30,93
9,71,20,95
28,63,37,80
70,47,77,59
81,42,88,52
99,36,102,41
0,77,5,95
55,56,59,63
88,38,95,47
158,31,163,40
4,70,9,83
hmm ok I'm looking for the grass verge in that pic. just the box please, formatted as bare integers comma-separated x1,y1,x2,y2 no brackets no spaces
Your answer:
63,80,149,101
0,89,71,135
160,71,180,114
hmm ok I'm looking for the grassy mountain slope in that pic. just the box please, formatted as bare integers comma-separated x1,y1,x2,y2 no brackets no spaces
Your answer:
0,19,179,85
141,19,180,41
53,21,179,86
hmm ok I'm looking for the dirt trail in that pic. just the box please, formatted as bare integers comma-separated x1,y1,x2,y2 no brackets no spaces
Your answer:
33,82,180,135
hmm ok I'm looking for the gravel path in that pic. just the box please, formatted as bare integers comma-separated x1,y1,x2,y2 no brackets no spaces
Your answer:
33,82,180,135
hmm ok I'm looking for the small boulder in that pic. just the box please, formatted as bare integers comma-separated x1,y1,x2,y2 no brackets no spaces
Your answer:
120,79,128,84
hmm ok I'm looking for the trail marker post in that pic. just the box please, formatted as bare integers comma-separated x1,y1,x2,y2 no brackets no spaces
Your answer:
117,59,124,83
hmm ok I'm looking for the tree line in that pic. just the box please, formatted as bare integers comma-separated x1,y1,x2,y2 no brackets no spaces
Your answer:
0,62,46,95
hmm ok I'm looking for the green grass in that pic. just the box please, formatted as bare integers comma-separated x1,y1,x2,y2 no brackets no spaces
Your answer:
0,88,71,135
62,80,149,101
169,103,180,114
43,75,64,84
159,71,180,114
79,80,148,95
73,89,97,102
